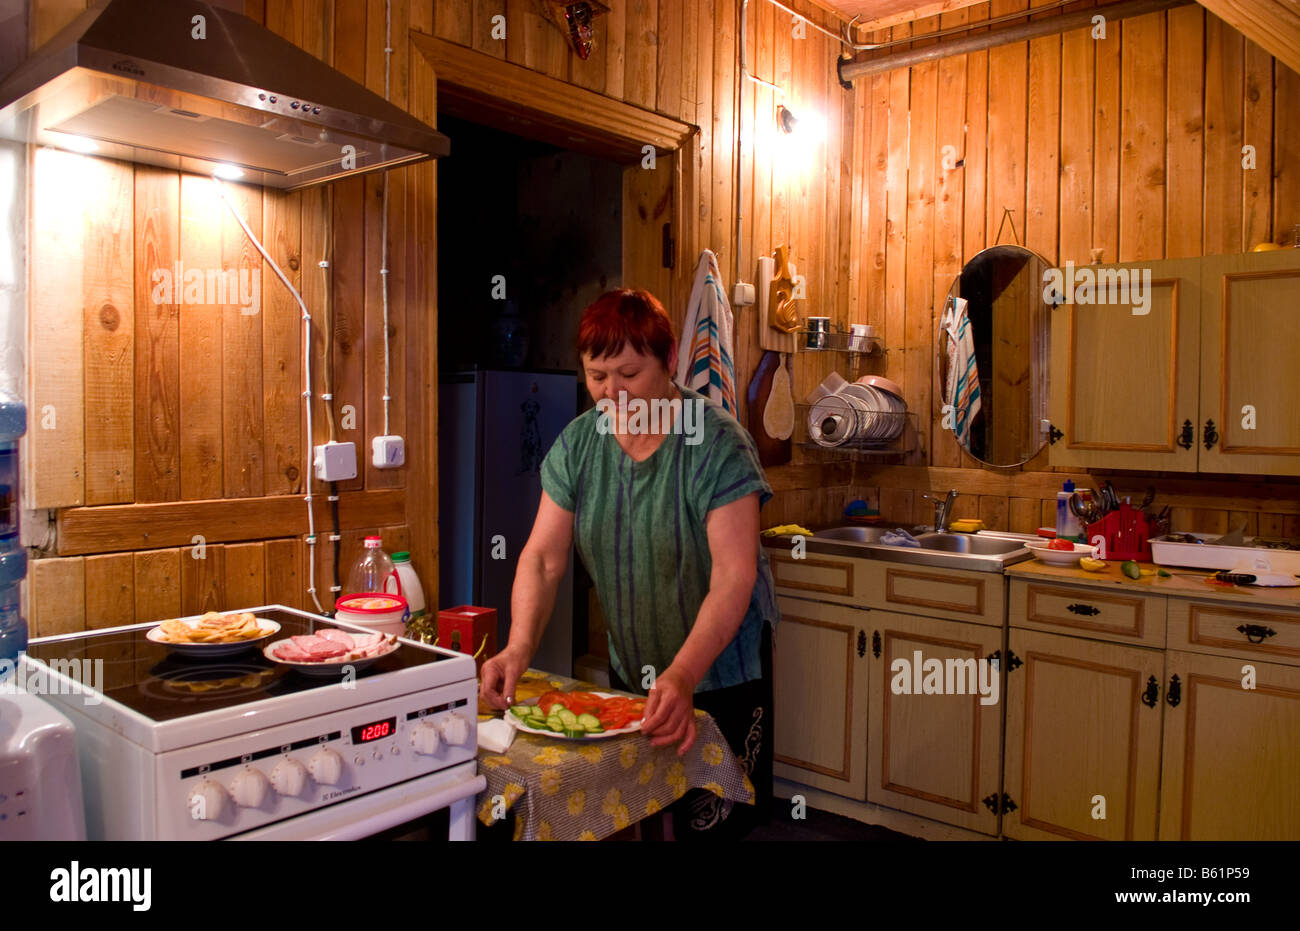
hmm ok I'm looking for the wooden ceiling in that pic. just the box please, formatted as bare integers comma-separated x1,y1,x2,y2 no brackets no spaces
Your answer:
820,0,1300,76
819,0,994,31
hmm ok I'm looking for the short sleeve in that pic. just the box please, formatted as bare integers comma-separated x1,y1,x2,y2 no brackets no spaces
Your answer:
540,423,577,512
700,417,773,513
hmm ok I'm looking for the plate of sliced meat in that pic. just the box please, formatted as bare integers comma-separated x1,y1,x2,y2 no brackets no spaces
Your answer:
263,627,401,676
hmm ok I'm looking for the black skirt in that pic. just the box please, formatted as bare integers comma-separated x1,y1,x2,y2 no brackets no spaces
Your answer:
609,621,774,840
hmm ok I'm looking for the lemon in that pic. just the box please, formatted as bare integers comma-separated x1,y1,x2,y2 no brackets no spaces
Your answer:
1079,557,1106,571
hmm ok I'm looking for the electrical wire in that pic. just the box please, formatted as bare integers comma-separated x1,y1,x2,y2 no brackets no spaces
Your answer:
381,0,393,436
214,178,325,613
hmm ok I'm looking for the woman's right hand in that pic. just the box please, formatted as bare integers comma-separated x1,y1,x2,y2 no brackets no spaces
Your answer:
479,644,532,710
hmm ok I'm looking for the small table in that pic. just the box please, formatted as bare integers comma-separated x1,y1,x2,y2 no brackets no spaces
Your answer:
476,670,755,841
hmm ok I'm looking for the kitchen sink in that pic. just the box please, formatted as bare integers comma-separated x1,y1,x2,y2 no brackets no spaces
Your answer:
800,526,1036,572
812,526,893,544
913,533,1030,556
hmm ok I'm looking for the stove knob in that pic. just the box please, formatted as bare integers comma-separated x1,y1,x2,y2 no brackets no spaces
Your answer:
230,767,270,808
410,719,441,755
439,713,470,747
270,759,309,798
308,748,344,786
187,780,228,822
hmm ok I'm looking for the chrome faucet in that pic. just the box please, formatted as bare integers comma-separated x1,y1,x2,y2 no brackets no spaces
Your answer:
922,490,959,533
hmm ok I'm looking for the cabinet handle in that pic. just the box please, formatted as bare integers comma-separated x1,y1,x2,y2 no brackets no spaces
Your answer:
1140,675,1159,708
1236,623,1277,644
1203,419,1218,450
1067,603,1100,616
1177,419,1194,450
857,630,866,658
1166,674,1181,708
871,630,881,659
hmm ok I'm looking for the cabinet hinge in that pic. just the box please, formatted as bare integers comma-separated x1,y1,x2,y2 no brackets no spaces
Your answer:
986,649,1022,673
982,792,1018,815
1166,673,1182,708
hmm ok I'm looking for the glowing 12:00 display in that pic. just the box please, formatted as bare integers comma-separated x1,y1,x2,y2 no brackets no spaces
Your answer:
351,717,397,744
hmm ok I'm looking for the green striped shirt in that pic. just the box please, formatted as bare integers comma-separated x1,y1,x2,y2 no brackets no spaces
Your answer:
541,384,779,693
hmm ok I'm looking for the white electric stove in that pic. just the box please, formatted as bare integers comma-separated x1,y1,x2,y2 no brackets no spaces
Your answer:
22,605,485,841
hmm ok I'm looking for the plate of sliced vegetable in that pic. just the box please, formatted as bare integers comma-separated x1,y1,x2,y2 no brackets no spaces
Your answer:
504,690,647,740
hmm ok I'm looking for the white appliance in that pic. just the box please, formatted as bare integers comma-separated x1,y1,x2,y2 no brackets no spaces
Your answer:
0,692,87,840
21,605,485,841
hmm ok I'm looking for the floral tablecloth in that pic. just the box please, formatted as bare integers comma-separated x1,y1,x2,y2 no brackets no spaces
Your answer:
476,670,756,841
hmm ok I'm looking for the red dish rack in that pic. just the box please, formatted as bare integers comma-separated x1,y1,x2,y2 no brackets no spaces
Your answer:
1084,504,1153,562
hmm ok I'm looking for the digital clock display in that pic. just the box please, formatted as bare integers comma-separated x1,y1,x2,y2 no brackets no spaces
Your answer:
351,717,397,744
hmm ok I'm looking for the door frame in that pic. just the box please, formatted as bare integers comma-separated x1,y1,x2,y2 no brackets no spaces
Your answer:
407,33,699,607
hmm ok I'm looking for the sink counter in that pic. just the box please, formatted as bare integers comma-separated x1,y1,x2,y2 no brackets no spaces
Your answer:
1006,559,1300,610
763,525,1036,573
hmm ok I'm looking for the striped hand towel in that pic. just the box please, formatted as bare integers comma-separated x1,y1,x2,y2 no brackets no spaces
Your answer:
675,249,738,415
941,296,981,444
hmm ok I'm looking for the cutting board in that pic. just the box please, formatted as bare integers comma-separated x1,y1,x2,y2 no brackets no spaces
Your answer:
747,350,792,467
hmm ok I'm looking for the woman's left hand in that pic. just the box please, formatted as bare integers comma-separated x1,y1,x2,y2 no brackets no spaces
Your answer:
639,667,698,755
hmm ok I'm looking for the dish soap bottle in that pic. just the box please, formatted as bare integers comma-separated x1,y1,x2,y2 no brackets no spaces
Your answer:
1056,479,1083,542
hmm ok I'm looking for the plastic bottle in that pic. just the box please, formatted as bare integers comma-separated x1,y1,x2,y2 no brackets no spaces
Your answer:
1056,479,1082,542
346,536,397,595
0,392,27,677
385,551,426,621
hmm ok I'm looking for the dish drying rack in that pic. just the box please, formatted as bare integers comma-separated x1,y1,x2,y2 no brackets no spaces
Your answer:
794,401,917,458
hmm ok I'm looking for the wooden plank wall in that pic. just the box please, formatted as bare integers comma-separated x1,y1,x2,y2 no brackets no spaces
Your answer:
424,1,862,521
790,1,1300,537
23,0,1300,637
23,0,420,632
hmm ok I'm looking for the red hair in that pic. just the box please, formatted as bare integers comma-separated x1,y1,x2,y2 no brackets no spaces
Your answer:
576,289,675,368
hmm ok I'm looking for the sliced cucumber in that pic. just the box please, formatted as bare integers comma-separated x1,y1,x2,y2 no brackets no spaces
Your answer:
525,717,548,730
509,705,534,720
563,727,587,739
546,716,565,732
576,713,601,731
546,703,567,717
557,708,579,727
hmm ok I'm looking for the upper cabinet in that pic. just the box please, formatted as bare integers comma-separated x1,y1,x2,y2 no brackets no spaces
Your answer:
1198,252,1300,474
1049,250,1300,476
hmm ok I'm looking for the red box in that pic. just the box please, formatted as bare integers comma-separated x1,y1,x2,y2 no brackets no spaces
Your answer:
437,605,497,670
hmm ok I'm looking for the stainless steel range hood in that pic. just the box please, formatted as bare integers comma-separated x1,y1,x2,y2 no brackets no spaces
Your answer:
0,0,449,189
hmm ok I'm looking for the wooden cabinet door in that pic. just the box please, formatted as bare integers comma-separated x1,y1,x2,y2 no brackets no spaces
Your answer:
1197,250,1300,476
866,610,1003,833
1159,649,1300,840
772,596,870,800
1049,257,1201,471
1002,628,1164,840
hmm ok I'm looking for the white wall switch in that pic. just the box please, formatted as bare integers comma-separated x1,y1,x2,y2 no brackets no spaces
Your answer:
372,435,405,469
313,441,357,481
733,281,756,306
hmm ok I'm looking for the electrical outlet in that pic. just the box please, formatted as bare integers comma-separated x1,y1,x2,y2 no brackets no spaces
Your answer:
732,281,756,306
313,441,357,481
372,435,405,469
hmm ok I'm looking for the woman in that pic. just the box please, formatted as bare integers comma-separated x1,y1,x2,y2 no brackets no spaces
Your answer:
480,288,780,839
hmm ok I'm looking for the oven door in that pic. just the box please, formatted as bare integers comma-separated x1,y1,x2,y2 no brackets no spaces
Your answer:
230,761,485,840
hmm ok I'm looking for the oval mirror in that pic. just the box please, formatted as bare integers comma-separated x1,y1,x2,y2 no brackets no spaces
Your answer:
938,245,1051,467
